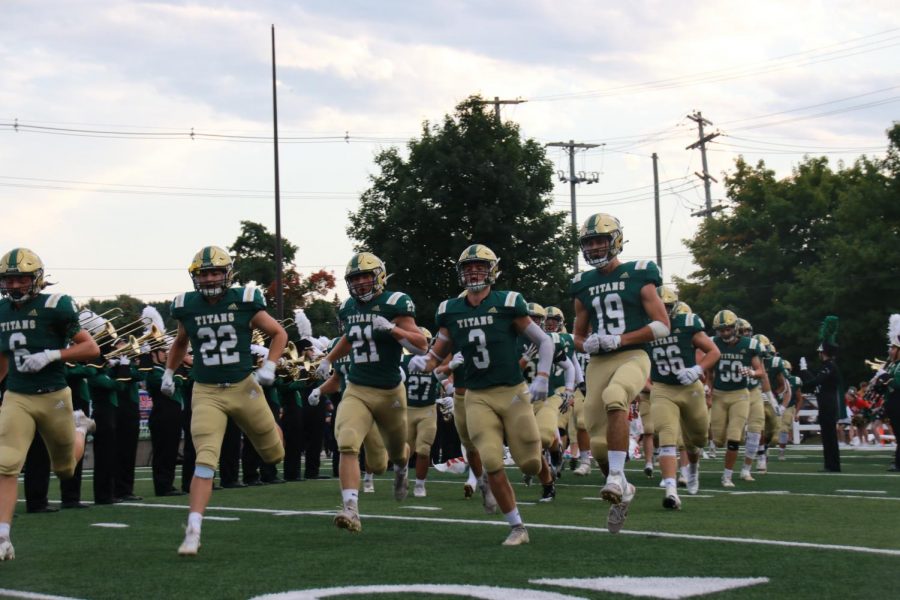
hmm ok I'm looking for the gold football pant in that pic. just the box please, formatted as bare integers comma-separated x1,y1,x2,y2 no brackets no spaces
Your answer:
452,389,477,453
638,390,653,436
465,382,541,475
361,423,388,474
0,388,75,478
710,388,750,446
534,392,563,449
778,406,796,438
566,387,587,443
191,375,284,470
763,402,780,440
650,381,708,450
555,386,570,431
336,382,409,466
407,405,437,456
746,387,764,434
585,350,651,464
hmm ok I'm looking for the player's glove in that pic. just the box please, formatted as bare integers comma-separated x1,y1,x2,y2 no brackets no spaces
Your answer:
529,374,549,403
315,358,332,380
371,315,396,332
254,360,277,386
677,365,704,385
161,368,176,397
799,357,808,371
19,349,62,373
521,344,538,361
582,334,601,354
598,334,622,352
308,386,322,407
449,352,465,370
408,354,429,373
559,388,574,413
436,396,455,418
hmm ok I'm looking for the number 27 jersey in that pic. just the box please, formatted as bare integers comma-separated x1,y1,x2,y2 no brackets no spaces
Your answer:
171,286,266,385
569,260,662,355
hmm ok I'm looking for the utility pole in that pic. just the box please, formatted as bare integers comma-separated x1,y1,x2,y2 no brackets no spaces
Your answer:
546,140,601,273
686,111,723,219
271,25,284,319
652,152,662,273
475,96,526,121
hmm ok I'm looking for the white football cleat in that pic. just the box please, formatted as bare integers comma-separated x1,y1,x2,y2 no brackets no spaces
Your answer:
600,472,628,504
740,469,755,482
363,478,375,493
721,475,735,488
573,461,592,477
501,525,530,546
413,484,426,498
334,501,361,533
756,455,768,473
606,482,635,534
0,537,14,561
393,467,409,501
662,487,682,510
687,467,700,495
480,480,499,514
177,526,201,556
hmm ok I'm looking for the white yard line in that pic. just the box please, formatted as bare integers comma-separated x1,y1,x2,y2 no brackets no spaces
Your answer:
110,501,900,558
0,590,86,600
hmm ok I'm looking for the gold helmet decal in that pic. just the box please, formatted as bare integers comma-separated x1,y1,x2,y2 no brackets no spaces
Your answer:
457,244,500,292
544,306,565,332
0,248,46,304
345,252,387,303
189,246,234,298
713,309,738,342
579,213,623,268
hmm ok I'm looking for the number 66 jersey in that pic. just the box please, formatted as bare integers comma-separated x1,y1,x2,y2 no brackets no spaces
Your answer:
649,312,705,385
171,286,266,385
569,260,662,355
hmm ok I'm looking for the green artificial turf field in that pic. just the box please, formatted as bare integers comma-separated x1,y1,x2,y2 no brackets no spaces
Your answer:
1,448,898,600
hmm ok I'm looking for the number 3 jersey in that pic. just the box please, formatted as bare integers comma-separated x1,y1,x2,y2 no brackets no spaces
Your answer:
171,286,266,385
649,312,705,385
0,293,81,394
569,260,662,355
435,290,528,391
338,290,416,389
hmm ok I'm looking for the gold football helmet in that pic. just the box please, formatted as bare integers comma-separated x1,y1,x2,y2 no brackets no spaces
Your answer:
736,318,753,337
345,252,387,303
672,301,692,316
189,246,233,298
713,309,738,342
544,306,565,333
579,213,623,268
526,302,546,327
457,244,500,292
753,334,772,357
783,359,792,372
656,285,678,317
0,248,46,304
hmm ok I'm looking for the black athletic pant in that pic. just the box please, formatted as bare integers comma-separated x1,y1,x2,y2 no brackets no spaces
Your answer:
219,417,241,485
242,399,281,483
282,400,303,480
301,402,325,478
91,401,117,504
23,434,51,511
884,396,900,468
149,395,182,495
113,399,140,498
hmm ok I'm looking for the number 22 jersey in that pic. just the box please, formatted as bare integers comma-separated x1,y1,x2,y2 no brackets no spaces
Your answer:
171,286,266,385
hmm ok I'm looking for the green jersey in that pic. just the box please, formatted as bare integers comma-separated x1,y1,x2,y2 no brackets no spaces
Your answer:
328,337,351,394
402,354,440,408
548,332,576,389
712,335,761,391
788,375,803,407
0,293,81,394
435,290,528,390
338,290,415,389
765,355,789,393
170,286,266,385
569,260,662,356
650,312,705,385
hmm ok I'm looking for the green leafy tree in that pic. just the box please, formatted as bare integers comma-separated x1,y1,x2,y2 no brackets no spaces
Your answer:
229,220,298,288
348,95,575,328
677,124,900,383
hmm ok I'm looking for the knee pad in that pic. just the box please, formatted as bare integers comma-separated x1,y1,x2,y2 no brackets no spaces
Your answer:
778,431,789,445
658,445,677,457
727,440,740,452
195,465,215,479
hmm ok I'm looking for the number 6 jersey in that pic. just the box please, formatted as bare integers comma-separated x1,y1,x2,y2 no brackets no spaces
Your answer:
171,286,266,385
568,260,662,355
649,312,705,385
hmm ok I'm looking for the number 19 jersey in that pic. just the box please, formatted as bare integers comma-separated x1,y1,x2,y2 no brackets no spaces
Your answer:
171,286,266,385
338,290,415,389
435,290,528,390
568,260,662,355
650,312,705,385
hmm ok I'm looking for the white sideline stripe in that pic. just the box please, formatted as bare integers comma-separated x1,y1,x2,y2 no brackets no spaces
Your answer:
203,516,240,521
836,489,887,494
112,501,900,557
623,468,896,478
0,590,86,600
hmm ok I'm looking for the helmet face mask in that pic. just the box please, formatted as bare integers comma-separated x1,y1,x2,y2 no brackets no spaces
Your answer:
0,248,46,305
457,245,500,292
526,302,546,328
345,252,387,303
579,213,623,269
713,310,739,343
544,306,564,333
189,246,233,299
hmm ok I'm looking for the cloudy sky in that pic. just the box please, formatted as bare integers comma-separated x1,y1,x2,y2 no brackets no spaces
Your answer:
1,0,898,305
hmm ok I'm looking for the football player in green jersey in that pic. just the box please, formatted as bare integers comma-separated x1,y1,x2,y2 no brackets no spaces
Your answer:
570,213,669,533
0,248,100,561
315,252,427,533
402,327,440,498
163,246,287,556
707,310,765,487
411,244,554,546
756,337,790,473
648,286,720,509
738,330,776,482
543,306,582,479
777,360,805,460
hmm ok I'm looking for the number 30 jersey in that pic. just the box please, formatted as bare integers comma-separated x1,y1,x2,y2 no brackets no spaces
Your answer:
649,312,705,385
338,290,415,389
0,293,81,394
435,290,528,391
568,260,662,356
171,286,266,385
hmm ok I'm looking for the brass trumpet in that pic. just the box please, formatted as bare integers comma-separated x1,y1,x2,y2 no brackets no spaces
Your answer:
104,335,141,360
865,358,886,371
105,325,167,359
252,318,296,347
94,316,153,345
